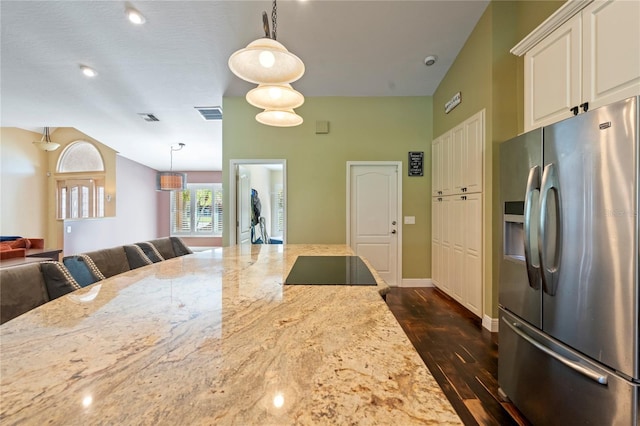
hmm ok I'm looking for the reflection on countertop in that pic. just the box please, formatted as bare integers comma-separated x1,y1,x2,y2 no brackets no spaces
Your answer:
0,244,460,425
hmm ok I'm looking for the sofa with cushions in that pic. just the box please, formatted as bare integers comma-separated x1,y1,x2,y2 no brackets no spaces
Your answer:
0,237,45,260
1,237,192,324
0,261,82,324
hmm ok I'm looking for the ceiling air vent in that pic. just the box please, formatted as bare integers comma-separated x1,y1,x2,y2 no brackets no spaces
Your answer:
195,106,223,121
137,113,159,122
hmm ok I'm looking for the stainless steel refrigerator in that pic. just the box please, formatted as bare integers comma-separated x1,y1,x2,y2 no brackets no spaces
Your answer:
498,96,639,425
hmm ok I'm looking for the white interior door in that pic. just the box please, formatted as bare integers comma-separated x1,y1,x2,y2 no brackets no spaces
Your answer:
237,166,251,244
348,163,401,286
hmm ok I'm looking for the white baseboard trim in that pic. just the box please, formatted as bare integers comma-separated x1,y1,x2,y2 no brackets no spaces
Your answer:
400,278,433,288
482,315,499,332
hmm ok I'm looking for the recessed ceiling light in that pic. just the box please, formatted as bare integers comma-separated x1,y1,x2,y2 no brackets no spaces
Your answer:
125,7,146,25
424,55,437,66
79,65,97,77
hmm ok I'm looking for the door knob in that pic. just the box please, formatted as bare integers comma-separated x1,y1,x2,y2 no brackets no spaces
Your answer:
391,230,397,234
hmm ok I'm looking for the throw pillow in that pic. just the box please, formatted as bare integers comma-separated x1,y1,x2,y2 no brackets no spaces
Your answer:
40,261,82,300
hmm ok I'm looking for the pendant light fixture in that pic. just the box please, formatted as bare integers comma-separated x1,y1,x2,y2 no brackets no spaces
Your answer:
256,109,303,127
229,38,304,85
229,0,304,127
228,2,304,85
156,143,187,191
33,127,60,151
246,83,304,110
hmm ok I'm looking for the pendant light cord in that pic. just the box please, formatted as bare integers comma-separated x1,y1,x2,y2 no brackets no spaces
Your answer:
170,143,185,172
271,0,277,40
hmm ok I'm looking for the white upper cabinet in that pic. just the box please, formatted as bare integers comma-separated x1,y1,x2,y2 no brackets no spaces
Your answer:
462,110,484,194
452,110,485,195
432,109,485,196
451,123,465,194
431,130,452,196
517,0,640,131
581,0,640,110
524,16,582,130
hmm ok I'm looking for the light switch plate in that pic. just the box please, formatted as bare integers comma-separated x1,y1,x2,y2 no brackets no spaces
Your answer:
404,216,415,225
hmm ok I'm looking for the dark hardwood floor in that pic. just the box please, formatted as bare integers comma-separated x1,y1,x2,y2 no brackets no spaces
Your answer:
385,287,530,426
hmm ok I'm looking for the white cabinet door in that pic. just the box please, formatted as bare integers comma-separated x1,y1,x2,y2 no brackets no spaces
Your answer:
432,130,453,196
440,196,452,293
524,16,582,131
431,197,441,287
432,196,452,292
462,110,484,194
582,0,640,111
434,194,482,316
450,196,465,303
431,136,442,197
451,124,465,195
440,130,452,195
463,193,483,317
450,110,485,194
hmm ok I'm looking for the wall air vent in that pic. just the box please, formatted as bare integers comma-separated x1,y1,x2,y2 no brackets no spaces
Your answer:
195,106,223,121
138,113,159,122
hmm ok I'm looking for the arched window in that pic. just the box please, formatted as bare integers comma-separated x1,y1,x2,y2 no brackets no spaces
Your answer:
57,141,104,172
56,141,106,219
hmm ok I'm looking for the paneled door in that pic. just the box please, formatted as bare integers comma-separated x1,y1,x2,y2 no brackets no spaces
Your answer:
347,162,401,286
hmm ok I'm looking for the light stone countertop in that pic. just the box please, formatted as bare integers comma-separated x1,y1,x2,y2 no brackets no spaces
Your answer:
0,244,461,425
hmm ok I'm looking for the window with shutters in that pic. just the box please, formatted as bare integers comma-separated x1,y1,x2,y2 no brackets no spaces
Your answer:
170,184,222,237
56,141,106,219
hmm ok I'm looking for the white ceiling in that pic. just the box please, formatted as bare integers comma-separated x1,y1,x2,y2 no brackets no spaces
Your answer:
1,0,489,171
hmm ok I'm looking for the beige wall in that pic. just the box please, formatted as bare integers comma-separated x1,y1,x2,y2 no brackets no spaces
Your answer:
0,126,117,248
432,0,564,317
44,127,118,249
223,96,433,279
0,127,164,254
0,128,49,239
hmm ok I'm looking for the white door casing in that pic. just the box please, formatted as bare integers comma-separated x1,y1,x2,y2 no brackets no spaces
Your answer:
237,166,251,244
228,159,287,246
347,162,402,286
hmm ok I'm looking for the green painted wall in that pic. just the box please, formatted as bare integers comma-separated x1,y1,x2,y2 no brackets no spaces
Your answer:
223,0,564,309
223,96,433,279
432,0,563,318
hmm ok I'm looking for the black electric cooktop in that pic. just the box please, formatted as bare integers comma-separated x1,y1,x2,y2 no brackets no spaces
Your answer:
284,256,377,286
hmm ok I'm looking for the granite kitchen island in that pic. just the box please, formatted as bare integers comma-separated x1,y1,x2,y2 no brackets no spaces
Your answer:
0,244,460,425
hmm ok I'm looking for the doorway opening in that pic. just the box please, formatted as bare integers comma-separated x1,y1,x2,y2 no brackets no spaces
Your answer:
229,159,286,246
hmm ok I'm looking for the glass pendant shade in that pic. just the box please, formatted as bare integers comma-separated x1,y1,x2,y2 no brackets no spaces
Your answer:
156,172,187,191
33,140,61,151
228,38,305,84
246,83,304,110
33,127,60,151
256,109,303,127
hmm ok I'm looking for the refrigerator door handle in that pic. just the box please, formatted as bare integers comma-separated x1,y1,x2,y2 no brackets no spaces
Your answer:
524,166,541,289
538,163,561,295
501,317,608,385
